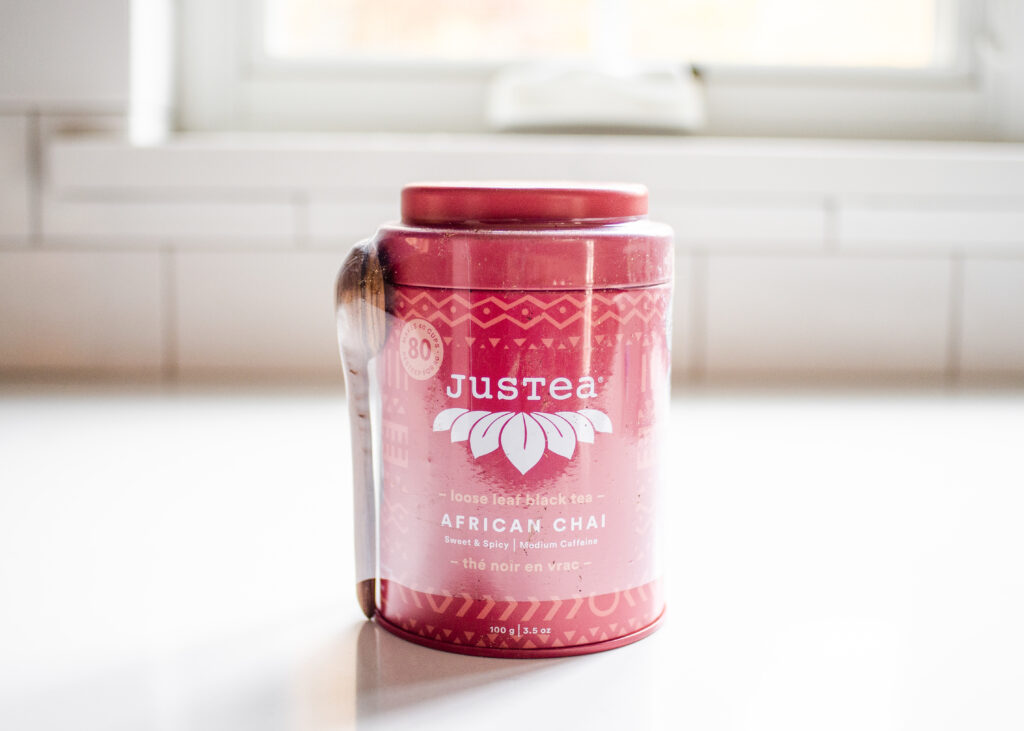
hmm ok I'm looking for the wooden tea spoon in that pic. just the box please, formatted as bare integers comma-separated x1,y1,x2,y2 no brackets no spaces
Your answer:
336,240,386,619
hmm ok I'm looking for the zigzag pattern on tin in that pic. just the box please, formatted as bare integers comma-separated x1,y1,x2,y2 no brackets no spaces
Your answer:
380,580,662,651
394,290,668,331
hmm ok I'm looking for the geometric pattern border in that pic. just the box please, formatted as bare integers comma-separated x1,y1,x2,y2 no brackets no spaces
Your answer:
394,290,669,331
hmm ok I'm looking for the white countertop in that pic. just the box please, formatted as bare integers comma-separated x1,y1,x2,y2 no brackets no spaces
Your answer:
1,386,1022,731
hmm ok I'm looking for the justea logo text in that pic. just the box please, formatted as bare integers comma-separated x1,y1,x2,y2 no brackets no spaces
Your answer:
433,373,612,475
445,374,599,401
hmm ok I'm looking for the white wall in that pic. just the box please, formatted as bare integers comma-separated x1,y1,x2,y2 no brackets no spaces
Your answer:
0,2,1023,386
0,0,129,109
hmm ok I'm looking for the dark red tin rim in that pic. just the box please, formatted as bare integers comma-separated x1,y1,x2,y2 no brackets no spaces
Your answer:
401,182,649,227
374,606,666,659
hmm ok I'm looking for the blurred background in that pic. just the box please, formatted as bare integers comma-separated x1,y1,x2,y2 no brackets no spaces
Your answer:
0,0,1021,384
2,2,1024,731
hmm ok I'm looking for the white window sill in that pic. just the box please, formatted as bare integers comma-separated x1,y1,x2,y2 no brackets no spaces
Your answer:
48,132,1024,198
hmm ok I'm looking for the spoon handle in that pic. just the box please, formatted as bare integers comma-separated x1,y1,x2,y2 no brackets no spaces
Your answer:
343,346,376,619
336,241,385,619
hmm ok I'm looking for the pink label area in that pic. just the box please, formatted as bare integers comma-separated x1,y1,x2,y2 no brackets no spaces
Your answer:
378,579,664,654
377,286,671,626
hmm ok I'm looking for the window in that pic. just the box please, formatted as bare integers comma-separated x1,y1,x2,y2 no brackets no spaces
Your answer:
262,0,949,68
177,0,1022,140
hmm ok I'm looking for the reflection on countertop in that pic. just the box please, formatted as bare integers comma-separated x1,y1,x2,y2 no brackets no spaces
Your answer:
1,385,1023,730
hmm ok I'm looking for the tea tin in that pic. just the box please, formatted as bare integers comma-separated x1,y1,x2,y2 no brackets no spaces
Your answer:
337,183,673,657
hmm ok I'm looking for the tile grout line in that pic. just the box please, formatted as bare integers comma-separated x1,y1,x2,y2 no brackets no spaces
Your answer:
26,109,43,246
294,190,310,249
823,195,839,254
161,247,179,383
945,253,965,385
689,251,709,382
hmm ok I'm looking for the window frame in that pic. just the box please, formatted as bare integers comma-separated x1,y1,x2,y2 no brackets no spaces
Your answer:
175,0,1022,141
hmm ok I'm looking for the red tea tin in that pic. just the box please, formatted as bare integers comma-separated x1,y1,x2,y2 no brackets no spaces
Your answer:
337,183,673,658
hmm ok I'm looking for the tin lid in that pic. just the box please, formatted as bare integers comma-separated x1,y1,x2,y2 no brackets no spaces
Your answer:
378,182,673,291
401,182,648,226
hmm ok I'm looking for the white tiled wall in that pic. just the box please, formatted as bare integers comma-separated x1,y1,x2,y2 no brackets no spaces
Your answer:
839,200,1024,253
174,252,342,376
0,115,31,243
1,130,1023,384
43,199,298,247
961,259,1024,381
705,256,952,379
0,0,129,109
0,0,1021,384
309,197,400,246
654,197,827,252
670,253,695,376
0,251,163,373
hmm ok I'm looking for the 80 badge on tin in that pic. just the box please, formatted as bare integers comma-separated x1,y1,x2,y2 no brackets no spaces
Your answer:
399,318,444,381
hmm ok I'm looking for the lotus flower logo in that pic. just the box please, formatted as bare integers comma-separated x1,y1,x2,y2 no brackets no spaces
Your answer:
432,408,613,475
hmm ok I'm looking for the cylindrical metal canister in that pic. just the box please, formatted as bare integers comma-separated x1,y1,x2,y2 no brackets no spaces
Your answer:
338,183,673,658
